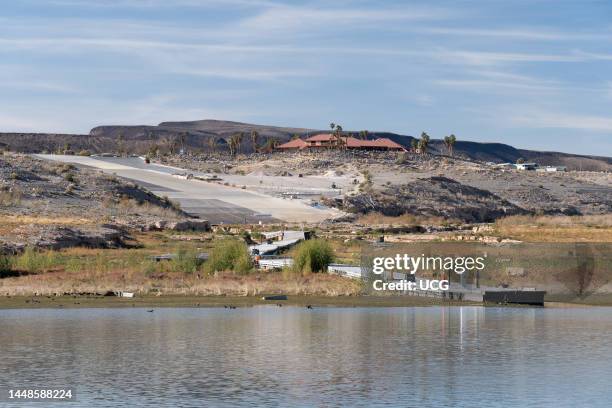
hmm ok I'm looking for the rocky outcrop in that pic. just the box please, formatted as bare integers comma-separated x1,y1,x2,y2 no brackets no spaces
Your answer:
1,224,129,254
343,177,529,223
146,220,210,232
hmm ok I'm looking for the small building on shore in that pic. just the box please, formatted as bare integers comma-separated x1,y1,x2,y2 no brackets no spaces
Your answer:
278,134,406,152
545,166,567,172
516,162,538,171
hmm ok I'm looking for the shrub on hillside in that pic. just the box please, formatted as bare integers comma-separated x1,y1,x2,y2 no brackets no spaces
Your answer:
172,247,204,274
12,248,61,273
205,240,252,275
292,239,334,274
0,254,12,277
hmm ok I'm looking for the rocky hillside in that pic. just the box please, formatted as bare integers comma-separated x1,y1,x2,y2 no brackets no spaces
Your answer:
0,154,205,254
1,119,610,171
343,176,529,223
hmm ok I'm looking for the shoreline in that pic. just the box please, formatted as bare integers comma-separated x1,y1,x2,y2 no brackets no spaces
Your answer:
0,295,607,309
0,295,472,309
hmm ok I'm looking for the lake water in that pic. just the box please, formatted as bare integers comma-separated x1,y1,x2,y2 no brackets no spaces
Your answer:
1,306,611,407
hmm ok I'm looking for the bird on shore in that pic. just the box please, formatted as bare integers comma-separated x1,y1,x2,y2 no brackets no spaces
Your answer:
276,303,283,307
306,305,313,309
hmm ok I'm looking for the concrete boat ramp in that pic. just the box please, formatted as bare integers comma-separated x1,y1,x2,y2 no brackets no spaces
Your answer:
35,155,341,224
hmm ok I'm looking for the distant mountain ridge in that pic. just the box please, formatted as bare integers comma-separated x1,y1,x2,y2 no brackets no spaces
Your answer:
1,119,610,171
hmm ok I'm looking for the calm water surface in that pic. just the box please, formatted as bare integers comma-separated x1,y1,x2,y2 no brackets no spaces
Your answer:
1,306,611,407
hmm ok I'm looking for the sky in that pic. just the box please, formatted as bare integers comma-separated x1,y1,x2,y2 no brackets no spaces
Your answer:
1,0,612,156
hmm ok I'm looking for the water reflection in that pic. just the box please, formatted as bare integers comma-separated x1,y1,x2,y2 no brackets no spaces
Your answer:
1,307,610,407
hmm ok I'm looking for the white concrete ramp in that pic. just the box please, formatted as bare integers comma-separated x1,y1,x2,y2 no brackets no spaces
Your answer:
35,155,342,224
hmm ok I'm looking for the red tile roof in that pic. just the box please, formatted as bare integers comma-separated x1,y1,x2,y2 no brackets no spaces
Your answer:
304,133,336,142
278,134,406,151
369,138,406,149
277,138,308,149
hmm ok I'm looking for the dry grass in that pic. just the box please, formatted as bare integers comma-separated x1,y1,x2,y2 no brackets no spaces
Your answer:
105,197,182,219
0,233,362,296
356,212,459,226
0,215,96,235
0,188,23,206
0,215,93,226
495,214,612,242
0,266,362,297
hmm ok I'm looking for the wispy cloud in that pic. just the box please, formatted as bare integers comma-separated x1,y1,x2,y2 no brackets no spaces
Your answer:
417,26,605,41
435,49,585,65
432,69,598,95
39,0,276,8
239,4,456,33
509,110,612,132
0,80,77,93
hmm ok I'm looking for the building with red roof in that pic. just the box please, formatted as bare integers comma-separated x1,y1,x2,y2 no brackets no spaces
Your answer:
277,134,406,151
277,138,308,150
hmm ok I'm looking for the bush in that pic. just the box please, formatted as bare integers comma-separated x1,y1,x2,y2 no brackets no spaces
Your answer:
171,247,203,274
0,188,23,206
0,254,12,277
12,248,61,273
78,150,91,156
205,240,252,275
56,163,75,174
292,239,334,274
395,152,408,164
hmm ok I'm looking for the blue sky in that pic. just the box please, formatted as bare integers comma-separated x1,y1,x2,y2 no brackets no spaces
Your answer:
1,0,612,156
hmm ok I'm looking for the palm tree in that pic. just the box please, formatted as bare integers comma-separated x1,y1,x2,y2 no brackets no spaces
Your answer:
235,132,244,154
263,137,280,152
179,132,187,154
443,134,457,157
418,132,430,155
147,144,159,158
411,139,419,153
250,130,259,153
359,130,369,140
332,124,344,149
227,135,235,156
117,133,125,156
168,137,179,155
208,136,217,153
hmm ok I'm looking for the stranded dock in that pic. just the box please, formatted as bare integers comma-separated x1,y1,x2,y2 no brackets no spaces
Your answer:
326,266,546,306
401,278,546,306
